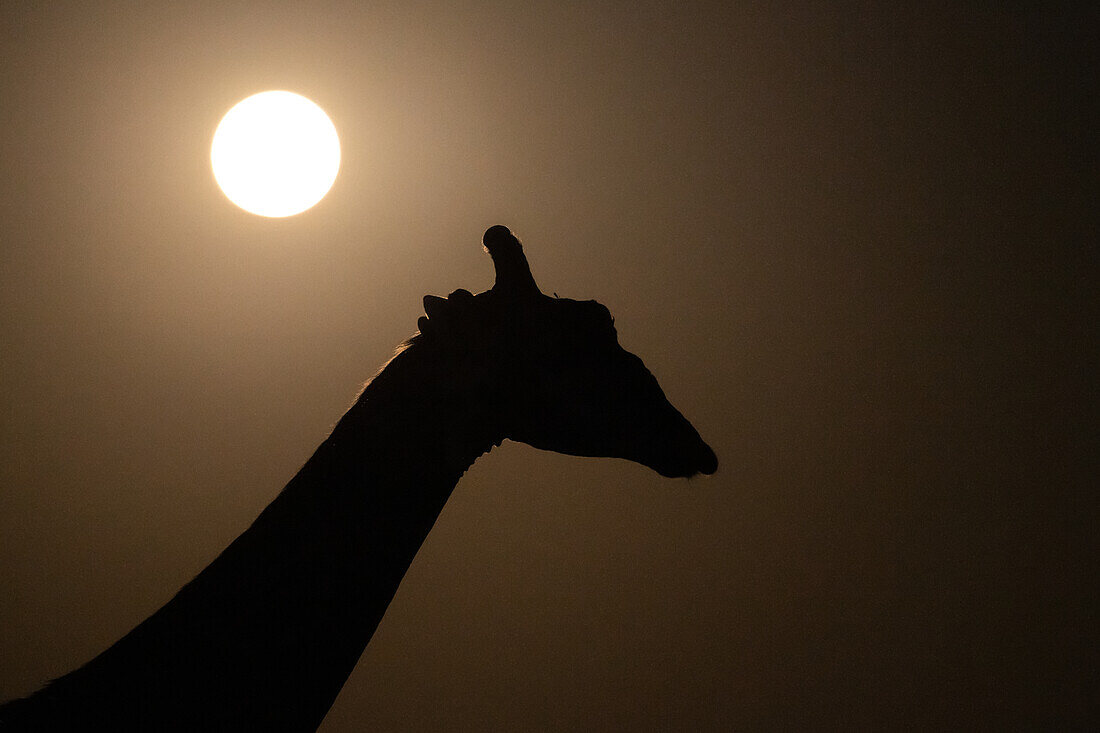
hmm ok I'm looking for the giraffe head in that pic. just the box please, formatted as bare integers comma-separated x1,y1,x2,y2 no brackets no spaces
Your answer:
415,225,717,478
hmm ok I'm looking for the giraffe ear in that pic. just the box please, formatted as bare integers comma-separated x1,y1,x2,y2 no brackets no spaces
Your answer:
419,289,478,337
483,225,541,297
423,295,450,322
448,288,474,302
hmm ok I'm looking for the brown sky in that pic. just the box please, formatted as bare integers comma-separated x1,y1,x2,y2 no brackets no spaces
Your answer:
0,2,1094,729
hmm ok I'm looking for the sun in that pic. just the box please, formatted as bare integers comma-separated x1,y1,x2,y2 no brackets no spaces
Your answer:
211,91,340,217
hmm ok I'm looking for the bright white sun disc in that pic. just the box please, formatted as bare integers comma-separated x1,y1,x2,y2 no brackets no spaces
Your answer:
211,91,340,217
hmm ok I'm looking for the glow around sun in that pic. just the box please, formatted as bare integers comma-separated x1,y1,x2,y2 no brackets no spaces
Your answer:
211,91,340,217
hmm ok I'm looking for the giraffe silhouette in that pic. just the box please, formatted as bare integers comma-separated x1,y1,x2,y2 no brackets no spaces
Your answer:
0,225,717,731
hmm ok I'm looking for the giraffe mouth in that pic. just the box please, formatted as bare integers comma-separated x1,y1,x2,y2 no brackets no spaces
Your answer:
693,442,719,476
647,439,718,478
635,412,718,479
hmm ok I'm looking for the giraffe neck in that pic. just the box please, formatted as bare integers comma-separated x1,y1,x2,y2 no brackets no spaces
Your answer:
4,339,500,731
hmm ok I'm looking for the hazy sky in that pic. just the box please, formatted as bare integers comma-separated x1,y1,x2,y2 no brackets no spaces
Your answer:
0,3,1094,729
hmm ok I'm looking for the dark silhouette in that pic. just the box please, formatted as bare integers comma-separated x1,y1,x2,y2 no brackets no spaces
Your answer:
0,226,717,731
